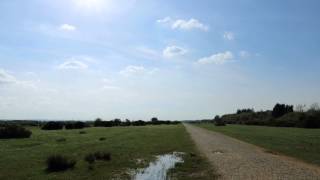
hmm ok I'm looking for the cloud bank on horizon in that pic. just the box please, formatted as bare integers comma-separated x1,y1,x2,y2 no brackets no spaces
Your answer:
0,0,320,120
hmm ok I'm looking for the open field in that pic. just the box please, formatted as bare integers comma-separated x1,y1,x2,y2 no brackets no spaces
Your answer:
196,123,320,166
0,125,214,180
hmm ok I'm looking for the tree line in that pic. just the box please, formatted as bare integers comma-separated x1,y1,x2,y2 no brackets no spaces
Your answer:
194,103,320,128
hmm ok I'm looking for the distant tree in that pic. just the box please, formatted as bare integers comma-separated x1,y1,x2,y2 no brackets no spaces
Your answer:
42,121,64,130
113,119,121,126
214,115,226,126
94,118,104,127
65,121,86,129
295,104,306,112
272,103,293,118
236,109,254,114
122,119,131,126
151,117,158,122
132,120,146,126
308,103,320,113
151,117,159,125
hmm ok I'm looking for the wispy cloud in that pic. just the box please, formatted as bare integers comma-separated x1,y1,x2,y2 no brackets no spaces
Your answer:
0,69,39,90
239,51,251,58
58,60,88,70
59,24,77,31
163,46,187,58
0,69,17,84
119,65,158,77
197,51,234,65
223,31,234,40
135,46,161,60
157,17,209,31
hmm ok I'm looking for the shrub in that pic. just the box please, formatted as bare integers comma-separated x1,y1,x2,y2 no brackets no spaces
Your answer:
42,122,64,130
132,120,146,126
214,116,226,126
272,103,294,118
94,151,111,161
94,118,104,127
46,155,76,172
84,151,111,165
84,154,96,164
65,121,86,129
79,131,86,134
0,125,32,139
298,112,320,128
99,137,106,141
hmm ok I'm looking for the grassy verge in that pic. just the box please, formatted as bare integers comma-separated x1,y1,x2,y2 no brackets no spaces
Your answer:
196,123,320,166
0,125,214,179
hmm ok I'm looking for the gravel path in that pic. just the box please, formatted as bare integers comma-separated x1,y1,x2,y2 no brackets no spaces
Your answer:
184,123,320,180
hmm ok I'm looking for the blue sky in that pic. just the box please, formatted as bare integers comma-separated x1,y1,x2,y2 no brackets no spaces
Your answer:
0,0,319,120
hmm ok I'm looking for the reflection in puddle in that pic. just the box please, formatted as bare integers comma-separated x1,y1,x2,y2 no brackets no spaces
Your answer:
133,152,184,180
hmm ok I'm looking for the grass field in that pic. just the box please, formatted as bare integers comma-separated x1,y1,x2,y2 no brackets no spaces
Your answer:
196,123,320,166
0,125,214,180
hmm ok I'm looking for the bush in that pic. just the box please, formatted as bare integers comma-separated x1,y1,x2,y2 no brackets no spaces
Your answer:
99,137,106,141
84,151,111,165
65,121,86,130
298,112,320,128
132,120,146,126
79,131,86,134
0,125,32,139
214,115,226,126
94,151,111,161
46,155,76,172
272,103,293,118
84,154,96,164
42,122,64,130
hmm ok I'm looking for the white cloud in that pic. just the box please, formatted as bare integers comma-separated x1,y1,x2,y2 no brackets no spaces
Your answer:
0,69,39,90
0,69,17,84
157,17,209,31
239,51,251,58
163,46,187,58
136,46,161,60
157,17,172,24
223,31,234,40
58,60,88,70
120,65,157,77
59,24,77,31
197,51,234,65
173,19,209,31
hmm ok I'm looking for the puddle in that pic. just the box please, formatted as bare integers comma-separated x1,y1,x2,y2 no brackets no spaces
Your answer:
212,150,224,155
133,152,184,180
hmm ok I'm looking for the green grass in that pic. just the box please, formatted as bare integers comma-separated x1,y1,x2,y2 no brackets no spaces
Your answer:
196,123,320,166
0,125,214,180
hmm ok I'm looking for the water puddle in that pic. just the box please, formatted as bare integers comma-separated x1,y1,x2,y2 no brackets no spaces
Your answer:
132,152,184,180
212,150,224,155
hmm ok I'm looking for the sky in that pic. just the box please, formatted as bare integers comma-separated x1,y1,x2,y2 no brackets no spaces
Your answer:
0,0,320,120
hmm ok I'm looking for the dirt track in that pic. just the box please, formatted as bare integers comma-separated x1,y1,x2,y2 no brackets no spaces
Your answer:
184,124,320,180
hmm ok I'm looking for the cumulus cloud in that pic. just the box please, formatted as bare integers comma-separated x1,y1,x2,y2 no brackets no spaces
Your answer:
58,60,88,70
197,51,234,65
59,24,77,31
120,65,157,77
223,31,234,40
163,46,187,58
157,17,209,31
0,69,17,84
